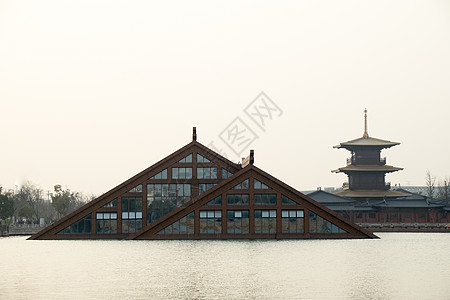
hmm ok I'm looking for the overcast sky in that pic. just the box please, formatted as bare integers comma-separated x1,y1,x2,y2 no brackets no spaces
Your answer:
1,0,449,196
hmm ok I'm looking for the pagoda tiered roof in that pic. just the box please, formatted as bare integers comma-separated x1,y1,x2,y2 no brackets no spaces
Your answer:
336,189,410,198
333,136,400,149
332,164,403,173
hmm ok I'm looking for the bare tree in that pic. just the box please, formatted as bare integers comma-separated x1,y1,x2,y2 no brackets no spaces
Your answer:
19,182,46,222
425,171,436,199
437,177,450,205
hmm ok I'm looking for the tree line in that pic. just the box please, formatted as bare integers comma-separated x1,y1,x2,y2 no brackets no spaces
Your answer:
0,182,95,226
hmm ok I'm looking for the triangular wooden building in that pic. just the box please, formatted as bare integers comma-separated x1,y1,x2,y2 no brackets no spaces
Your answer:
30,128,376,240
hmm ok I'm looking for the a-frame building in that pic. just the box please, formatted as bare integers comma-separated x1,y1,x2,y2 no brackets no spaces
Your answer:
30,128,376,240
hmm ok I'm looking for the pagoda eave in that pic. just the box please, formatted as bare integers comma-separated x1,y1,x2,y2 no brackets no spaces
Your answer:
335,189,411,198
332,165,403,173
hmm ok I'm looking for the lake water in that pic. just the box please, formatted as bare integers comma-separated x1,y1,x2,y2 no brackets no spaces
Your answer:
1,233,450,299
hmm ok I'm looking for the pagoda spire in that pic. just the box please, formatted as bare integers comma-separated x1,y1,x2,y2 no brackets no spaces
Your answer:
363,108,369,138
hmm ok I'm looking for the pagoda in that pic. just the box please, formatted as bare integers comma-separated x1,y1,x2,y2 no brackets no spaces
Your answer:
332,109,410,199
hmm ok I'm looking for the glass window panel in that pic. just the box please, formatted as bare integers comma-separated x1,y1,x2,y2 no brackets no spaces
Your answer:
269,210,276,218
147,184,155,194
215,211,222,218
269,218,276,233
254,180,262,189
161,184,168,197
297,210,304,218
186,168,192,179
155,172,161,179
164,224,173,234
255,218,262,233
97,213,103,219
200,211,207,218
103,213,110,219
187,217,194,234
122,198,128,212
282,218,289,233
122,220,129,233
199,219,207,233
136,212,142,219
269,194,277,204
235,211,242,218
262,211,269,218
129,212,135,219
207,219,214,233
282,211,289,218
242,218,249,234
172,185,181,197
211,168,217,179
172,221,180,233
111,220,117,233
207,211,214,218
296,219,304,233
129,220,136,233
179,167,186,179
136,198,142,211
122,212,128,219
262,219,269,233
155,185,162,197
255,210,262,218
111,213,117,220
332,224,338,233
184,184,191,196
172,168,179,179
289,211,296,218
162,169,168,179
197,167,204,179
129,198,135,212
235,218,242,233
179,217,187,234
242,179,249,189
105,220,111,233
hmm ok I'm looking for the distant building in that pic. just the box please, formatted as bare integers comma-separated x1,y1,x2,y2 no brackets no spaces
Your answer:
308,189,449,224
30,128,375,240
332,109,409,199
310,110,450,226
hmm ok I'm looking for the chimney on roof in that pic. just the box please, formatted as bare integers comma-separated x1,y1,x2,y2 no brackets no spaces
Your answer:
193,127,197,141
242,150,254,167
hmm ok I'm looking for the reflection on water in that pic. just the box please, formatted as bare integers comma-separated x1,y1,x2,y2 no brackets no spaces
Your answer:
1,233,450,299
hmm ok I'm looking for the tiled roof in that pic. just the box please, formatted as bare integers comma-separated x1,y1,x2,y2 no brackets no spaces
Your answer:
335,189,411,198
334,136,400,149
332,164,403,173
307,190,355,204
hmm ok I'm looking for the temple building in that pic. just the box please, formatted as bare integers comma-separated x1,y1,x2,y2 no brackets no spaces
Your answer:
332,109,410,199
30,128,375,240
307,110,450,228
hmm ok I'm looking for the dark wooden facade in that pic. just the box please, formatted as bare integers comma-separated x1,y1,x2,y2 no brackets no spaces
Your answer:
308,190,450,225
29,129,376,240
